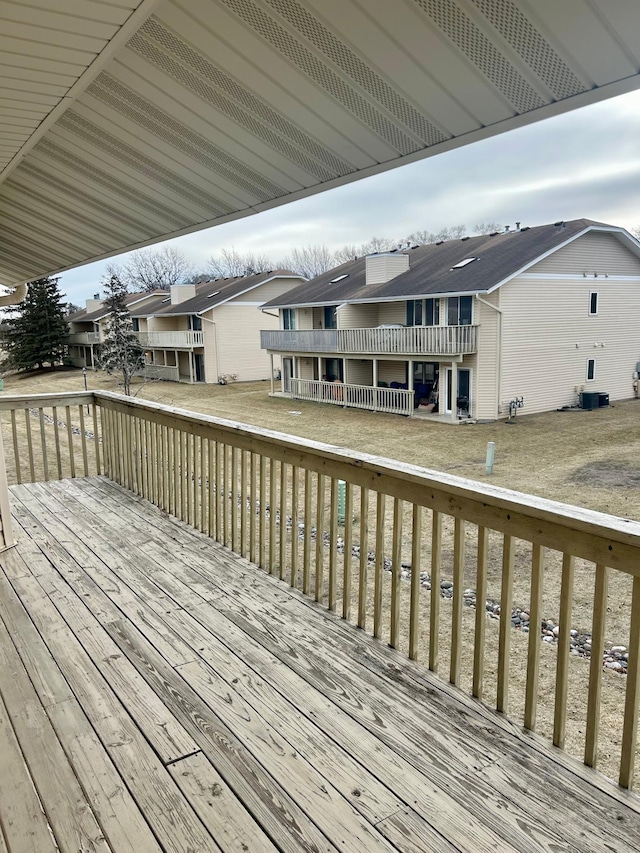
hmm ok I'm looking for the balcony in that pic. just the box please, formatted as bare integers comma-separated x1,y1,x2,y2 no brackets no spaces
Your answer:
261,324,478,355
67,331,100,345
138,330,204,348
0,391,638,850
290,377,415,416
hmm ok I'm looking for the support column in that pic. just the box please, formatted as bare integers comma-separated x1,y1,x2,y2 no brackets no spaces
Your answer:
270,354,274,395
373,358,378,387
317,356,322,381
450,360,458,423
189,352,194,384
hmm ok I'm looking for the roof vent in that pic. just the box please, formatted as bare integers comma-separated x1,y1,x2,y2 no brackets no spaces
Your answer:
521,226,530,232
515,222,521,231
461,236,470,241
93,292,100,299
489,231,499,237
554,221,565,227
435,240,444,245
504,225,510,233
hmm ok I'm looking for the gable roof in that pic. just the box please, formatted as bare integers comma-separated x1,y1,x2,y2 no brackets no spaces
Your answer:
68,291,168,323
131,270,304,317
263,219,640,309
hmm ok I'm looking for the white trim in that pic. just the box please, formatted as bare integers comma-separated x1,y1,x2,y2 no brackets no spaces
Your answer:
589,291,599,316
518,273,640,281
267,289,485,310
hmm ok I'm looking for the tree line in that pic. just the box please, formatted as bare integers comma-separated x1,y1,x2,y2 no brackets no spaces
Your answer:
106,222,503,291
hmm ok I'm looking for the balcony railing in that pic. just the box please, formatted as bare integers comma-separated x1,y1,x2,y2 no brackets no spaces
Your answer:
0,390,639,789
138,330,204,348
135,364,180,382
67,332,100,345
261,325,477,355
261,328,338,352
290,377,415,417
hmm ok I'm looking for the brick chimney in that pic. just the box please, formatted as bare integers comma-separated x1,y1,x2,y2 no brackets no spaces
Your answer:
170,284,196,304
365,252,410,285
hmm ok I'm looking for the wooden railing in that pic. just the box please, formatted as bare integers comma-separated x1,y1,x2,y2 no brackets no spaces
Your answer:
289,378,415,417
261,325,477,355
67,332,100,345
138,330,204,348
0,390,639,790
261,329,338,352
136,364,180,382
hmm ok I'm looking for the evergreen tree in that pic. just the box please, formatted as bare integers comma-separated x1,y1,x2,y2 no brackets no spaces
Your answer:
98,274,145,395
4,277,69,371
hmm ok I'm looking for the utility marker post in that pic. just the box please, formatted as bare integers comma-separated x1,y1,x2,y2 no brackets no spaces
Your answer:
486,441,496,475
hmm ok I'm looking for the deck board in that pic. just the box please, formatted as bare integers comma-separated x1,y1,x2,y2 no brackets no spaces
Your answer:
0,478,638,852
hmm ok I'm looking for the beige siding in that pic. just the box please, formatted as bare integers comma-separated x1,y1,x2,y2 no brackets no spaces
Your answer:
473,294,500,420
148,315,189,332
527,231,640,276
178,351,191,380
346,359,373,385
296,357,315,380
231,276,304,304
338,303,378,328
296,307,313,330
202,316,218,384
365,254,409,284
378,361,406,385
500,277,640,415
378,301,405,325
215,304,279,382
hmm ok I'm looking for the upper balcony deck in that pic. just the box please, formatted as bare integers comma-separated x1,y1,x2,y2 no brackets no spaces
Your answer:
0,391,639,851
261,324,478,356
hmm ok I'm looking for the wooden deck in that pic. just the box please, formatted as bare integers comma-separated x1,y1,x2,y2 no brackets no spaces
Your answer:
0,478,639,853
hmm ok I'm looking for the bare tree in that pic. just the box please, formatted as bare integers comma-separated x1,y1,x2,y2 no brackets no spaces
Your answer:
208,247,274,278
109,247,193,292
630,226,640,240
279,244,336,278
473,221,502,235
333,244,360,265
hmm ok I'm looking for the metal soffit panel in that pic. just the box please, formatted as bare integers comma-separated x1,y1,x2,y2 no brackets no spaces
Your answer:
0,0,639,286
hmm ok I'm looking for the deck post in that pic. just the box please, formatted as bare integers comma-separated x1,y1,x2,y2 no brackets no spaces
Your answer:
450,360,458,423
270,354,275,394
0,423,15,550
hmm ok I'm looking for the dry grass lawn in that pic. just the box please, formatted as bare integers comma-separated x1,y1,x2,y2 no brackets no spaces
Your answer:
2,366,640,784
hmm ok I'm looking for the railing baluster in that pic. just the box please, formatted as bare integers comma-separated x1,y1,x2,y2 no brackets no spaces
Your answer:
585,564,608,768
373,492,386,639
291,465,299,588
78,406,89,478
390,497,403,649
553,554,574,749
279,460,287,580
315,473,325,602
231,445,239,549
259,454,266,567
64,406,75,480
24,409,35,482
191,432,198,527
429,510,442,673
473,525,489,699
342,482,353,621
358,487,369,629
131,417,139,495
240,449,247,554
620,574,640,789
38,407,48,482
303,469,312,594
525,543,545,730
208,439,215,537
269,458,277,573
223,443,230,547
186,431,193,526
10,410,21,484
200,435,206,533
450,517,466,685
497,534,515,714
180,430,188,524
328,478,338,611
249,453,257,563
216,442,222,543
409,504,422,660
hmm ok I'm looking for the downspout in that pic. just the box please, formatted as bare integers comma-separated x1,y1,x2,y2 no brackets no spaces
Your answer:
475,294,503,420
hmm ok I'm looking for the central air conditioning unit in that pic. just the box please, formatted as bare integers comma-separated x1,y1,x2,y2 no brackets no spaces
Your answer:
580,391,600,410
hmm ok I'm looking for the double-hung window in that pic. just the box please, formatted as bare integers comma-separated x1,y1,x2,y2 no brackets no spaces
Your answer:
282,308,296,330
448,295,473,325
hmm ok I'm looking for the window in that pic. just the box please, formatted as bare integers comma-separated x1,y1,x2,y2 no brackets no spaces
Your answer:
406,299,422,326
282,308,296,330
587,358,596,381
425,298,439,326
324,305,337,329
447,295,472,325
589,292,598,315
189,315,202,331
131,317,139,331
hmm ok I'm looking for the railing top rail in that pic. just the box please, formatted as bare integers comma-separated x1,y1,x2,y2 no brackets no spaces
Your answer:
89,390,640,573
0,391,94,410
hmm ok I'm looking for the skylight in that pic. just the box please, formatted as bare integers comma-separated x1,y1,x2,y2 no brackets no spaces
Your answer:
330,274,349,283
207,290,221,298
450,257,478,270
161,297,170,303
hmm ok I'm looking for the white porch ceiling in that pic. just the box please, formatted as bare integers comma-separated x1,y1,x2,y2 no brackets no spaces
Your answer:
1,0,639,286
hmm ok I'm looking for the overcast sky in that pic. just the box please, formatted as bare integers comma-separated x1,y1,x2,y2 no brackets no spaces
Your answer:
59,87,640,306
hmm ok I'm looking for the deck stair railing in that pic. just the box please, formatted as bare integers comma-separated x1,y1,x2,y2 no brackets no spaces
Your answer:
0,390,639,790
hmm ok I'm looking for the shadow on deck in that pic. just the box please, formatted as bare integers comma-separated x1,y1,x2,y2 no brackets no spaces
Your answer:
1,478,639,852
